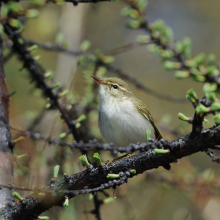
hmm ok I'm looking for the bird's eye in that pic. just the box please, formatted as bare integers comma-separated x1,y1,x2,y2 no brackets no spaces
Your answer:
112,84,118,89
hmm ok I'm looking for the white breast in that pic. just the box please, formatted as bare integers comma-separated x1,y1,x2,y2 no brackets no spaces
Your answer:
98,87,155,146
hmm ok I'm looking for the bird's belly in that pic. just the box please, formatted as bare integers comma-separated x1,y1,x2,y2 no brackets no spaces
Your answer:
99,105,155,146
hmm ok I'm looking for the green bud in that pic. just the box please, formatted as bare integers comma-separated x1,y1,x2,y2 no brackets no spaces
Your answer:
63,197,69,207
96,66,107,77
101,191,109,198
145,129,151,142
44,71,53,78
186,89,198,103
178,112,189,122
26,9,39,18
203,118,209,124
1,5,9,19
137,0,147,12
76,114,86,123
79,155,90,167
55,33,64,44
130,169,136,174
18,38,24,44
104,197,115,204
38,216,49,220
13,136,25,144
161,50,174,58
127,20,140,29
203,83,217,93
211,102,220,111
28,0,45,5
60,90,69,97
8,2,23,12
120,7,132,16
76,122,81,128
161,27,173,42
101,55,115,64
28,44,39,52
175,71,189,79
182,37,191,58
9,18,21,29
53,82,60,88
205,92,216,102
214,114,220,124
190,68,201,76
195,104,210,114
175,41,183,53
12,191,23,201
193,53,206,65
129,9,139,19
137,35,150,44
53,165,60,178
77,56,86,65
152,19,165,30
80,40,91,52
163,61,181,70
93,152,102,166
154,149,170,154
17,154,27,159
107,174,120,179
206,66,219,76
193,74,206,82
185,60,197,68
10,90,17,96
34,55,41,61
45,103,51,109
88,194,93,200
207,54,216,65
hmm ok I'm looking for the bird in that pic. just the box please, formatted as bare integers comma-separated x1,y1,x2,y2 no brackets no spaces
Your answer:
91,75,162,147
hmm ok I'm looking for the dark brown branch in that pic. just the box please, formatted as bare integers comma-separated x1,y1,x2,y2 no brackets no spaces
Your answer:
2,124,220,219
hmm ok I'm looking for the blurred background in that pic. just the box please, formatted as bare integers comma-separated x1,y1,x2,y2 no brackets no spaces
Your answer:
4,0,220,219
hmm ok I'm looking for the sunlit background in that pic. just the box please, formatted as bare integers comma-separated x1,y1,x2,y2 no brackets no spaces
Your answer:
4,0,220,219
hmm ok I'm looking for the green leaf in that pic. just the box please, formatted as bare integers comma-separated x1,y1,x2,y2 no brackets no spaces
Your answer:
53,165,60,178
26,9,39,18
154,149,170,154
178,112,189,122
212,102,220,111
104,197,115,204
9,18,22,29
101,55,115,64
80,40,91,52
163,61,181,70
214,114,220,124
107,174,120,179
79,155,90,167
137,35,150,44
175,71,189,79
195,104,210,114
127,20,140,29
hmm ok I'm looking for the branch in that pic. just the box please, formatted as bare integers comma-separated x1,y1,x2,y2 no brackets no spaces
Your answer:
3,23,81,143
0,32,14,209
2,124,220,219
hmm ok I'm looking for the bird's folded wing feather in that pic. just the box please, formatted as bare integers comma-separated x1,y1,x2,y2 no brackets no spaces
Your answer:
133,98,162,140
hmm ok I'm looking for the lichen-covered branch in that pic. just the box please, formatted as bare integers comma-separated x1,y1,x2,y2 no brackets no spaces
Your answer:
2,124,220,219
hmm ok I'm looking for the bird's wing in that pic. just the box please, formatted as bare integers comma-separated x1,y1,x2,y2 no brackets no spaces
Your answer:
132,98,162,140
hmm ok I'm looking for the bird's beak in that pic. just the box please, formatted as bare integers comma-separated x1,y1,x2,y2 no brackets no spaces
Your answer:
91,75,105,85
